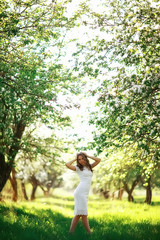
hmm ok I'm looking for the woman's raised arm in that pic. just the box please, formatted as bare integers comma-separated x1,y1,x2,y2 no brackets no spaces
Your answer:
65,158,77,171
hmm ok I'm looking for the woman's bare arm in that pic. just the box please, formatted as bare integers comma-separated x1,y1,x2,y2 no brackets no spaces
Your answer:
65,158,76,171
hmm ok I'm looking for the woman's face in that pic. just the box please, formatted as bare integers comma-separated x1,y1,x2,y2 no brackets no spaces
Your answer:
78,155,86,166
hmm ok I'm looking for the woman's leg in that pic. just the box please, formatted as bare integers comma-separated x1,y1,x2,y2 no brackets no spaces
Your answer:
81,215,91,234
69,215,81,233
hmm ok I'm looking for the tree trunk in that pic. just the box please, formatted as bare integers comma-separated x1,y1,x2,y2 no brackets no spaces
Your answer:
21,181,28,200
0,153,12,192
145,177,152,204
112,192,115,200
40,185,51,196
124,183,134,202
0,120,25,193
124,176,141,202
44,190,50,196
128,192,134,202
118,188,124,200
9,168,18,202
30,176,39,200
30,184,38,200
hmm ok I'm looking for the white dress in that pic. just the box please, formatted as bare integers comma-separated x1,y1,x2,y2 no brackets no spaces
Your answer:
74,166,93,216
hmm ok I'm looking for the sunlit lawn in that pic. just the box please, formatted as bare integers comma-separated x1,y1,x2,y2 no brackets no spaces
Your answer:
0,189,160,240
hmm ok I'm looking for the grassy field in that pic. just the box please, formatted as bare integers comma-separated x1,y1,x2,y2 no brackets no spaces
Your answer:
0,189,160,240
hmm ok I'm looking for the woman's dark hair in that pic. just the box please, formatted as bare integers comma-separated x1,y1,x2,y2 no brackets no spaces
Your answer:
76,152,93,172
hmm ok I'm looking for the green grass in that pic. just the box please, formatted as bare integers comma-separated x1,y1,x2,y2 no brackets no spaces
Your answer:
0,189,160,240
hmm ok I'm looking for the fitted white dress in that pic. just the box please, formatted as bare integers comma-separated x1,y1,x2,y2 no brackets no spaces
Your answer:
74,166,93,216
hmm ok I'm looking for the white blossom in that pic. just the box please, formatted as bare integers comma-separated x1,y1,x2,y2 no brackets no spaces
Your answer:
35,171,48,182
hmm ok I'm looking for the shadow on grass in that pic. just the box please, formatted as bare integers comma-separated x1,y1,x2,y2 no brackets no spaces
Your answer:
0,204,160,240
37,194,160,206
37,194,74,202
132,198,160,206
34,198,74,211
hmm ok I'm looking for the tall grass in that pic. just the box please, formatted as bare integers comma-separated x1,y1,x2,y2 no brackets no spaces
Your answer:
0,189,160,240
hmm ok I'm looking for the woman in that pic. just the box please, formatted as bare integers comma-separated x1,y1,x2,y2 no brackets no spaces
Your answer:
65,152,101,234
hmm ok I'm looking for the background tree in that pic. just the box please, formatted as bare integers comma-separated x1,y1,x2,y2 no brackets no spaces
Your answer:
73,0,160,203
0,0,79,193
9,123,70,201
92,147,143,201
